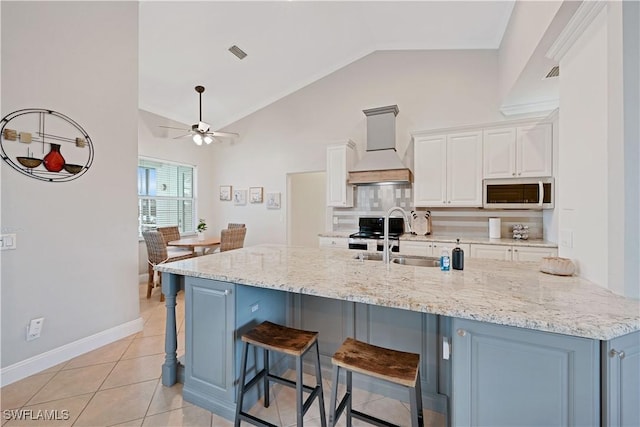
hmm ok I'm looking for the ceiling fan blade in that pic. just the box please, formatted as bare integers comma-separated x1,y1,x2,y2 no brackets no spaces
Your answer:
172,133,192,139
159,125,189,131
209,131,239,138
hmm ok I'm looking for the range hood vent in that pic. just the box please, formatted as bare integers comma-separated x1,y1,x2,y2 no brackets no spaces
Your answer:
348,105,413,185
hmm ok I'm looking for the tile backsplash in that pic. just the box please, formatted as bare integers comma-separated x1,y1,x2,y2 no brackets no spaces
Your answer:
332,183,543,239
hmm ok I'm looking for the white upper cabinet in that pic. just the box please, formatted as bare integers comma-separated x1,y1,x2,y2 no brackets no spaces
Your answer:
484,123,552,179
516,124,552,177
414,131,482,207
326,141,356,207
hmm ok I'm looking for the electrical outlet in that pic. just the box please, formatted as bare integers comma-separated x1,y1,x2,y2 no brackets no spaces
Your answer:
26,317,44,341
560,229,573,248
251,304,259,313
0,234,17,250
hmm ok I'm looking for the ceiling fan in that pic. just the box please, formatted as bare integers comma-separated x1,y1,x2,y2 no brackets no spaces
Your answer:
159,85,238,145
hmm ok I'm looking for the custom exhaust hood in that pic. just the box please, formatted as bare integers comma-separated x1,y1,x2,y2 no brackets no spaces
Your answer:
348,105,413,185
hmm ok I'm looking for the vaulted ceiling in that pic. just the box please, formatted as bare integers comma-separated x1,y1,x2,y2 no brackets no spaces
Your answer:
139,1,515,131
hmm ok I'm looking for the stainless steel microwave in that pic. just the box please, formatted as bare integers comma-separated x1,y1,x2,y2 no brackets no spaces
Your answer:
483,177,554,209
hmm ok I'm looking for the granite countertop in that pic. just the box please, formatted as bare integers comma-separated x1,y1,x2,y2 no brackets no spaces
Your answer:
156,245,639,341
319,232,558,248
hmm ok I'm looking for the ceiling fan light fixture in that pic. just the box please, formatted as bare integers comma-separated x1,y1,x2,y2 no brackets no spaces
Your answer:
204,135,213,144
193,134,203,145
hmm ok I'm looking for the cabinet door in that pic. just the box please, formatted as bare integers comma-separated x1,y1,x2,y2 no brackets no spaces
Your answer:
452,318,600,427
327,145,354,207
512,246,558,262
318,236,348,249
470,244,511,260
483,128,516,178
516,124,552,177
184,278,235,403
447,131,483,207
602,331,640,427
414,135,447,207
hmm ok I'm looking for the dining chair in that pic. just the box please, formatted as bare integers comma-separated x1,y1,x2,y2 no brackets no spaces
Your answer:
142,230,195,300
220,227,247,252
157,225,181,244
227,223,246,229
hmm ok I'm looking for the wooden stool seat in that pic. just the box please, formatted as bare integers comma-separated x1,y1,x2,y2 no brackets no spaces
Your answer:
332,337,420,388
242,321,318,356
235,321,326,427
329,338,423,427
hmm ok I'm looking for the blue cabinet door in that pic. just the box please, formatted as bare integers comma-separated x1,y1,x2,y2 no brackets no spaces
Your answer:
451,318,599,426
602,331,640,426
183,277,236,418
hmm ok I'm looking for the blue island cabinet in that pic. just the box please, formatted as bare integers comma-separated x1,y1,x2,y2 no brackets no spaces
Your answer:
451,318,600,426
602,331,640,426
182,277,287,420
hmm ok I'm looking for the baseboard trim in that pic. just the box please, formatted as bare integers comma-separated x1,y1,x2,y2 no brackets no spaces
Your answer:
0,317,144,387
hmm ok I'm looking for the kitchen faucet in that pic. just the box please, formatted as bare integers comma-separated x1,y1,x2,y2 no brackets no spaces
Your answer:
383,206,411,264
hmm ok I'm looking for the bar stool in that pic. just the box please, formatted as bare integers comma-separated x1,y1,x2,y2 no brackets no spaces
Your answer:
235,321,327,427
328,337,424,427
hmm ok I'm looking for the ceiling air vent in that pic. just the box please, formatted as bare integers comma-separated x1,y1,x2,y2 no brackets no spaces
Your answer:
545,66,560,79
228,45,247,60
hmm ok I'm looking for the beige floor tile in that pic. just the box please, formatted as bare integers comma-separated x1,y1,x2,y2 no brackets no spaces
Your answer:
63,339,132,370
146,379,192,416
27,363,114,405
211,412,234,426
352,396,410,425
73,379,157,427
101,354,164,390
111,418,143,427
4,393,92,427
243,394,281,426
0,373,55,411
141,405,212,427
121,336,165,360
138,317,167,338
37,362,67,375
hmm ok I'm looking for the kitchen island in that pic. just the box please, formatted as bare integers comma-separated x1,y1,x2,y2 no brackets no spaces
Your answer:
156,245,640,425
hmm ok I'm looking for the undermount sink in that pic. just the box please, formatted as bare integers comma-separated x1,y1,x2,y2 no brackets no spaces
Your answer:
353,253,440,267
392,256,440,267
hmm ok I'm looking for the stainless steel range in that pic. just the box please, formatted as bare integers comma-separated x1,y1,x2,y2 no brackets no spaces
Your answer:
348,217,404,252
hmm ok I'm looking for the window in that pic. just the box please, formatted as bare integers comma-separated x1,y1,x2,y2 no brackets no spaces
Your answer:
138,158,195,236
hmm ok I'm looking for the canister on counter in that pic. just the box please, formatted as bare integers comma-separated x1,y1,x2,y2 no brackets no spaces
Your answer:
452,238,464,270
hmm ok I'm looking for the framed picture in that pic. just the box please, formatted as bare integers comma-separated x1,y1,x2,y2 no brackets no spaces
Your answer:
233,189,247,205
266,192,281,209
219,185,232,201
249,187,263,203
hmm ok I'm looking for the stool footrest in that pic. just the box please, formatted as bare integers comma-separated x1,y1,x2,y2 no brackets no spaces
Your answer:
236,411,279,427
266,373,321,416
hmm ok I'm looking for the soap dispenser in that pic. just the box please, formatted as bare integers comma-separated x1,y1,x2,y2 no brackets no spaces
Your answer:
452,238,464,270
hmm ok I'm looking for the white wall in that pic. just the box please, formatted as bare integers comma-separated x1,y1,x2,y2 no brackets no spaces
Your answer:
210,50,504,245
498,1,562,102
137,109,216,276
558,3,640,298
1,2,140,377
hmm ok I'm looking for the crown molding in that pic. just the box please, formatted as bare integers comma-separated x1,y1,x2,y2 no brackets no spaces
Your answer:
546,1,607,62
500,99,560,117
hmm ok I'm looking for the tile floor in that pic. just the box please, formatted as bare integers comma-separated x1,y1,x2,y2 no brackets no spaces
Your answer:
1,284,446,427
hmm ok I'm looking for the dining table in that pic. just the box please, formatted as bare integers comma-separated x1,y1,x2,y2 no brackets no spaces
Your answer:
167,236,221,255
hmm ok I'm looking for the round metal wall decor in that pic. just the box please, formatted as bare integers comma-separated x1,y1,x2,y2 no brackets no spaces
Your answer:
1,109,94,182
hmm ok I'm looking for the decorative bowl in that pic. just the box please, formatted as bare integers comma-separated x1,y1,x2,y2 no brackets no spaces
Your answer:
64,164,83,174
16,156,42,168
539,257,576,276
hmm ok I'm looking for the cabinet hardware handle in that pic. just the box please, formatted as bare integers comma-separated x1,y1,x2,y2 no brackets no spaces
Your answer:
514,249,518,252
224,290,231,296
456,328,467,337
609,349,625,359
512,173,516,176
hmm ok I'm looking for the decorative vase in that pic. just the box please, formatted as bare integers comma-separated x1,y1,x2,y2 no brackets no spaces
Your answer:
197,232,205,241
43,143,65,172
